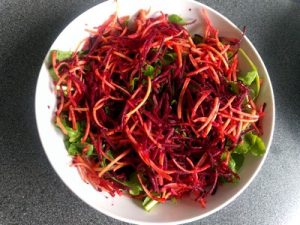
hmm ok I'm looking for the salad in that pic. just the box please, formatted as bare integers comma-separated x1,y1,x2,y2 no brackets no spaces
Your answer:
49,9,266,211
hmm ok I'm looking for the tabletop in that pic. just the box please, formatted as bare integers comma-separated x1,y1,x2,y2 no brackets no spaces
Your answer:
0,0,299,225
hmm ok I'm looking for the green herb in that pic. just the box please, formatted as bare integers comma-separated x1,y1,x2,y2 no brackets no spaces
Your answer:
55,50,88,61
106,149,113,159
225,139,233,147
68,127,82,143
218,176,228,184
113,172,143,196
130,77,139,91
67,143,80,155
228,157,236,172
60,118,82,143
142,196,151,206
142,64,155,79
124,172,143,196
66,140,94,156
239,49,257,71
168,14,186,25
163,52,177,65
49,67,58,81
234,132,266,156
48,50,72,82
238,48,260,98
100,157,107,167
142,61,161,79
171,99,177,105
247,134,266,156
221,151,245,173
238,70,258,86
192,34,203,44
111,172,143,196
124,18,129,26
127,186,141,196
101,149,113,167
67,142,84,156
86,144,94,156
59,117,95,157
79,50,89,55
50,50,88,65
142,196,158,212
230,153,245,172
234,141,250,154
228,81,239,94
220,152,227,161
104,106,110,115
55,50,73,61
227,51,234,59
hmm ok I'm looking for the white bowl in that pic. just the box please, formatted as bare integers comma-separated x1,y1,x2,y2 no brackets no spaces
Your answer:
35,0,275,224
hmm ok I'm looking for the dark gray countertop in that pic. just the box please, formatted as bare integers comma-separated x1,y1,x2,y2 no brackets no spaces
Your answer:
0,0,299,224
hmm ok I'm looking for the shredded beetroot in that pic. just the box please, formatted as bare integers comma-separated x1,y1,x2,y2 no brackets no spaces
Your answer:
51,10,263,207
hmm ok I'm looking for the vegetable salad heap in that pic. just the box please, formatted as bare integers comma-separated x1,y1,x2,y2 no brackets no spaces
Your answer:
49,10,266,211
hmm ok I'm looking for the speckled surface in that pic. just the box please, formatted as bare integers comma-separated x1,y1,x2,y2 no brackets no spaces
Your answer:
0,0,299,225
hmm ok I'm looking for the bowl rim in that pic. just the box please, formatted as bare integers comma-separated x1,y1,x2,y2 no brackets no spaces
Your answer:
35,0,275,224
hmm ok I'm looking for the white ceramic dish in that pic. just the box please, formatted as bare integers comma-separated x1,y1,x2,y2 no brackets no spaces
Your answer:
35,0,275,224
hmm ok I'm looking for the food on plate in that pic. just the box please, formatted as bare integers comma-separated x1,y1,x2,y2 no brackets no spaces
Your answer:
48,9,266,211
